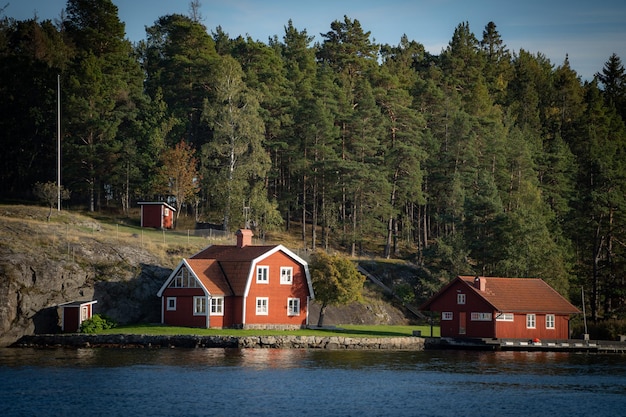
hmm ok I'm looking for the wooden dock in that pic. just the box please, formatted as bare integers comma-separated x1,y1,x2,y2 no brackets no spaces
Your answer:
425,337,626,353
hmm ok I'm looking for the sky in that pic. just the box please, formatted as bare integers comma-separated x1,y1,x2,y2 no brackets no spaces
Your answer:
6,0,626,81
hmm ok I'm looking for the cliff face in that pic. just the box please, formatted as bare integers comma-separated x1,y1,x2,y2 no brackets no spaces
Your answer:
0,206,171,346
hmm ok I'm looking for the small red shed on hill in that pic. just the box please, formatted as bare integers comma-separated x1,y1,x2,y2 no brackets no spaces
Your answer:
138,202,176,229
420,276,580,340
58,300,97,333
157,229,315,329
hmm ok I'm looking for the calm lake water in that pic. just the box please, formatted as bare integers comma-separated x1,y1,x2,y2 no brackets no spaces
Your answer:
1,347,625,417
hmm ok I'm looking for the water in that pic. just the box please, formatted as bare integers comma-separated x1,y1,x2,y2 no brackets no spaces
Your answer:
1,348,625,417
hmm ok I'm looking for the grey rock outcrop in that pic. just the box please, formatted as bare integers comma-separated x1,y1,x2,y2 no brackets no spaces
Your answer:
0,207,172,346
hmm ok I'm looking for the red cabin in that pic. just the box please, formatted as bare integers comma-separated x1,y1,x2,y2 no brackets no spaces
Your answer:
157,229,315,329
58,300,97,333
138,202,176,229
420,276,580,340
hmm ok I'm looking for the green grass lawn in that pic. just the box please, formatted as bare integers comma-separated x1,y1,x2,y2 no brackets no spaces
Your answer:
96,323,440,338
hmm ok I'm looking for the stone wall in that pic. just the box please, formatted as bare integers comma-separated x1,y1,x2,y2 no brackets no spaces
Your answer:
12,334,425,350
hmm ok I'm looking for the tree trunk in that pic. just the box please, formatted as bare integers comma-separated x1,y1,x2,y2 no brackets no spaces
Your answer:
317,303,328,327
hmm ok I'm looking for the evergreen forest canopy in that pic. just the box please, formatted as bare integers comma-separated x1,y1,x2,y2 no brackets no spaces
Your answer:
2,0,626,321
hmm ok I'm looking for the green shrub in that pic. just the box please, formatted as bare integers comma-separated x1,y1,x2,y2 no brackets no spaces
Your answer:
571,318,626,340
80,314,117,333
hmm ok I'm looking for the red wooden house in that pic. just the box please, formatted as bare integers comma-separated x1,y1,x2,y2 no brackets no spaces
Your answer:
156,229,315,329
138,202,176,229
420,276,580,340
58,300,97,333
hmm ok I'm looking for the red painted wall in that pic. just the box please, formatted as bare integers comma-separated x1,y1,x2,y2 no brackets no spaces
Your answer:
162,288,206,328
495,313,570,339
245,251,309,327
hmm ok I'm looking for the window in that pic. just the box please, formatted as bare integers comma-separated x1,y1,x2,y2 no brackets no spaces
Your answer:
280,267,293,284
256,297,268,315
471,312,492,321
546,314,555,329
442,312,453,321
256,266,269,283
194,296,206,315
288,298,300,316
210,297,223,315
80,306,89,321
168,267,200,288
496,313,514,322
526,314,536,329
166,297,177,311
457,293,466,304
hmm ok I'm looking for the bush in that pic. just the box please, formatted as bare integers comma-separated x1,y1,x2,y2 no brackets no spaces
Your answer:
80,314,117,333
571,318,626,340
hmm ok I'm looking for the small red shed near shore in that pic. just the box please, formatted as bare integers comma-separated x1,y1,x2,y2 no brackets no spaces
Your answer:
420,276,580,340
138,202,176,229
58,300,97,333
157,229,314,329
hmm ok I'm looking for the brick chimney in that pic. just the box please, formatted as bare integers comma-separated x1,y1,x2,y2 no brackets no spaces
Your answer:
474,276,486,291
236,229,253,248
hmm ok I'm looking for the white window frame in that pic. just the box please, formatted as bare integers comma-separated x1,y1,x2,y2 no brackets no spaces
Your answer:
546,314,555,329
280,267,293,285
471,312,492,321
442,312,453,321
80,306,89,321
457,293,466,304
166,297,177,311
287,298,300,316
256,266,269,283
496,313,514,321
526,313,536,329
193,296,207,316
210,297,224,315
256,297,269,315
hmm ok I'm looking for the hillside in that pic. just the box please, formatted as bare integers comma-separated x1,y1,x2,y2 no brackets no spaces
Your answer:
0,205,414,346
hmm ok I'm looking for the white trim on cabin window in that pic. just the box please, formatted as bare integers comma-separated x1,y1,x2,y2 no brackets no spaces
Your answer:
526,313,536,329
287,298,300,316
166,297,177,311
210,297,224,316
470,312,492,321
496,313,514,321
457,293,466,304
280,267,293,285
256,266,269,284
546,314,555,329
193,296,207,316
442,312,453,320
256,297,269,315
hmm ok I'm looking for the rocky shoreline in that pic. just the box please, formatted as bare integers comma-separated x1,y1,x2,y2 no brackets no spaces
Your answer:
11,334,425,350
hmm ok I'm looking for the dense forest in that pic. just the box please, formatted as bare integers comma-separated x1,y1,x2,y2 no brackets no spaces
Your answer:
2,0,626,321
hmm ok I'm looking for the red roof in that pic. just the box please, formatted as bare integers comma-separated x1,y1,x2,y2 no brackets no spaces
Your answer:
422,276,580,314
191,245,280,295
185,258,232,296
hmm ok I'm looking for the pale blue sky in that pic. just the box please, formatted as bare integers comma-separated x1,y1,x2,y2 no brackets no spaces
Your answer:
6,0,626,81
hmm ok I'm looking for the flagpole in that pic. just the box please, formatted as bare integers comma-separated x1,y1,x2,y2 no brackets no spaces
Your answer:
57,74,61,211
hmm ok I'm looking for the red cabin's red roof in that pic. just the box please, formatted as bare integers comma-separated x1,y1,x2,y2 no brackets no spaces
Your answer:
422,276,580,314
